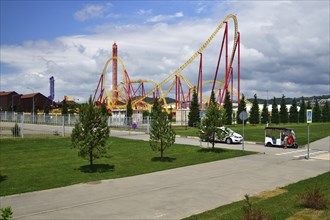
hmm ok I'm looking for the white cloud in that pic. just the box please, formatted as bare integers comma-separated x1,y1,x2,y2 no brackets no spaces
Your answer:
1,1,329,103
147,12,184,23
74,3,113,21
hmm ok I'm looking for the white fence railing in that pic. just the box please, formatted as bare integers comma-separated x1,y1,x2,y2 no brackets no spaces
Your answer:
0,111,151,138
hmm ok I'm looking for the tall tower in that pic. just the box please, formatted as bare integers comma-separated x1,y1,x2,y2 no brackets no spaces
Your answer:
112,42,118,106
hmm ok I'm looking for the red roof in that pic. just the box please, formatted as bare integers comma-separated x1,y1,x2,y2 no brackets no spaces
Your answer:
0,91,17,96
21,93,39,99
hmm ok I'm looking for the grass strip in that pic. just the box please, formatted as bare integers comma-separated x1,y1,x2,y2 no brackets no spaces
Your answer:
0,136,255,196
184,172,330,220
174,122,330,145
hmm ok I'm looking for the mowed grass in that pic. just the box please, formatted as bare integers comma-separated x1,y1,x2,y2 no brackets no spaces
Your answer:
0,136,255,196
174,122,330,145
184,172,330,220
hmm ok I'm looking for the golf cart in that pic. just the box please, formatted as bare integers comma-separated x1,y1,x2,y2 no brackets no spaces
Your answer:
264,127,298,148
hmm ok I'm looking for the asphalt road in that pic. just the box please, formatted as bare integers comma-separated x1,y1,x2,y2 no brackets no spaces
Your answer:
1,130,329,219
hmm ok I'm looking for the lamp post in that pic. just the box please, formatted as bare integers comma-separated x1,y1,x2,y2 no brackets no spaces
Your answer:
27,87,35,123
12,94,20,112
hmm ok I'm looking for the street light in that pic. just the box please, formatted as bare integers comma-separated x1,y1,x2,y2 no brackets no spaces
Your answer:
12,94,21,112
27,87,35,123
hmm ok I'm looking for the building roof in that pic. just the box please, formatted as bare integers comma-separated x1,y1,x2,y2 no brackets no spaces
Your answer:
21,93,39,99
0,91,17,96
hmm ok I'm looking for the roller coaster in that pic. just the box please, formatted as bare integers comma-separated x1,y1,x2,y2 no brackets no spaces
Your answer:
93,14,241,113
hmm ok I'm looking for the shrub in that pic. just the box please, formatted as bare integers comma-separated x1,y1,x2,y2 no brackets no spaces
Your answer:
0,206,13,220
298,186,327,210
242,194,269,220
11,123,20,137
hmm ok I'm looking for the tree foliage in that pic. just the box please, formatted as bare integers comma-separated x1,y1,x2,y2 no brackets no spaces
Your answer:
126,98,133,118
188,89,200,127
61,99,68,115
100,102,110,116
224,91,232,125
280,95,288,123
149,99,176,159
210,90,216,105
261,100,269,124
322,101,330,122
249,94,259,125
271,97,279,124
313,99,322,122
299,97,306,123
199,103,227,150
236,94,247,124
71,97,110,167
289,98,298,123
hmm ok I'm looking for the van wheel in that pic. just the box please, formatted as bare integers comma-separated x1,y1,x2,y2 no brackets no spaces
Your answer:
226,138,232,144
266,142,272,147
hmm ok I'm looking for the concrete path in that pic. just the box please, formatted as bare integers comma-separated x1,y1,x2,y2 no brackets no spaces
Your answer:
1,134,329,219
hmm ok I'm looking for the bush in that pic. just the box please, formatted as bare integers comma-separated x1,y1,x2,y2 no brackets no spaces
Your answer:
298,186,327,210
0,206,13,220
11,123,20,137
242,194,269,220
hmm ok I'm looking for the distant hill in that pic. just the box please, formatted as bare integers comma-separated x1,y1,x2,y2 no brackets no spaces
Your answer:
247,95,330,105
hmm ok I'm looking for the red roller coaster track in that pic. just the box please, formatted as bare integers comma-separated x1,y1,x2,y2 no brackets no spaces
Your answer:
93,14,241,112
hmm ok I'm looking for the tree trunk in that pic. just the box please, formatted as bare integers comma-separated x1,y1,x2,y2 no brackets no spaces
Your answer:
212,132,215,151
160,139,164,160
89,145,93,167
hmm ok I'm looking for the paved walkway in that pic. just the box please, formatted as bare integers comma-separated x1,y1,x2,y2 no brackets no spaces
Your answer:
1,135,329,219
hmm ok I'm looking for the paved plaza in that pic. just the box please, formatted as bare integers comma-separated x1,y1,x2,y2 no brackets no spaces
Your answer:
1,131,329,219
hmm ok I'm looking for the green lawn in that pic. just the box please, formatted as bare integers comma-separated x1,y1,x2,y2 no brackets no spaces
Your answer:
0,136,255,196
184,172,330,220
174,122,330,145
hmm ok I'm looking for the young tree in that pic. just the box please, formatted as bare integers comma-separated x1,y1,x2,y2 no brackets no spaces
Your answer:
188,89,200,127
322,101,330,122
149,100,176,160
261,100,269,124
271,97,279,124
44,103,50,114
151,97,162,117
313,99,322,122
299,97,306,123
279,95,288,123
289,98,298,123
210,90,216,105
62,99,68,115
71,97,110,168
199,103,227,150
249,94,259,125
100,102,109,116
126,98,133,118
224,91,232,125
236,94,247,124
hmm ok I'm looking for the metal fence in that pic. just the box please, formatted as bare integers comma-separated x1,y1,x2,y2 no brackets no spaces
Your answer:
0,111,151,138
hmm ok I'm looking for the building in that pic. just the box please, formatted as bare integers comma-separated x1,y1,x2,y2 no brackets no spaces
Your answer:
0,91,20,111
0,91,52,112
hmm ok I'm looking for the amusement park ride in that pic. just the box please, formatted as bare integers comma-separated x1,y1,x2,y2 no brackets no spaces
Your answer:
93,14,241,113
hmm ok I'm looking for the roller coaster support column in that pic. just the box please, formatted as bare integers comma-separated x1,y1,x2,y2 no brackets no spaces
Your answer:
197,53,203,108
112,43,118,106
176,75,181,109
211,22,228,102
238,32,241,104
231,67,233,101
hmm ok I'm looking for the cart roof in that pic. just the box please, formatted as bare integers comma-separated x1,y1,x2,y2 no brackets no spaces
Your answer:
265,127,294,131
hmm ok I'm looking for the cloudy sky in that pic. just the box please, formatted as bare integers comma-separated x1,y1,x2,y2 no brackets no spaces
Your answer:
1,0,329,103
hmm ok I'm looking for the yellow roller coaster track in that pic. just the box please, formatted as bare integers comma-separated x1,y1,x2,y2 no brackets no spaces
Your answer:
98,14,240,111
131,14,238,107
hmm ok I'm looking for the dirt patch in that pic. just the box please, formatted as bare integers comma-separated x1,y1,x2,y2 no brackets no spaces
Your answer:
256,188,288,200
286,208,324,220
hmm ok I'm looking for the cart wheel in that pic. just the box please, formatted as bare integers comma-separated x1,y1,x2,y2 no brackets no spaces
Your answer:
266,142,272,147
